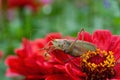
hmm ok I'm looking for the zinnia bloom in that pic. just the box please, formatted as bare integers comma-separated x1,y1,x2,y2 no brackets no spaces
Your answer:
5,30,120,80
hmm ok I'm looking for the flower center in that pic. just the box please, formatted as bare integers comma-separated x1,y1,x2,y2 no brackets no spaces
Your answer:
81,49,116,80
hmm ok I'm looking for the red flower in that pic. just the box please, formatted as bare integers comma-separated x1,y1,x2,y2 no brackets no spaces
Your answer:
51,30,120,80
5,30,120,80
7,0,44,11
6,33,74,80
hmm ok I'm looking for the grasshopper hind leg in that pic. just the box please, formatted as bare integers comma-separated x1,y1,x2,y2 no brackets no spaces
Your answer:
67,28,85,53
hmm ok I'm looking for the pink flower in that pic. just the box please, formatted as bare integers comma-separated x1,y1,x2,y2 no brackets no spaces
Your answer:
41,0,52,5
0,51,3,60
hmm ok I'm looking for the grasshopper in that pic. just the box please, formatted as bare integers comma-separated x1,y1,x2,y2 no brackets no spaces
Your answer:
43,28,96,57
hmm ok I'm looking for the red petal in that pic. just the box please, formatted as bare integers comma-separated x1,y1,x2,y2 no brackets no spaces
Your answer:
78,31,92,42
50,49,70,64
114,63,120,78
5,56,18,66
109,37,120,61
53,65,66,73
45,33,62,42
34,38,47,48
65,63,83,80
69,57,81,69
5,56,26,75
15,38,33,58
108,35,120,50
107,78,120,80
92,30,112,50
6,69,21,77
46,74,72,80
25,75,45,80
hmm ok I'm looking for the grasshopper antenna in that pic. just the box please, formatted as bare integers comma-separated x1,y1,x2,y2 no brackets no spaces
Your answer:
40,33,55,50
38,33,57,56
67,28,85,52
37,33,54,51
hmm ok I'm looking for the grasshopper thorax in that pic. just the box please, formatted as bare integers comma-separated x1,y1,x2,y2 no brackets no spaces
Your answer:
52,39,70,51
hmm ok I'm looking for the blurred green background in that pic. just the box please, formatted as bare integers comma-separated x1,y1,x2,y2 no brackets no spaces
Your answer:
0,0,120,79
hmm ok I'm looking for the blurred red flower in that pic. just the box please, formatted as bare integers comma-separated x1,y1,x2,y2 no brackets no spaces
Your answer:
7,0,46,11
5,30,120,80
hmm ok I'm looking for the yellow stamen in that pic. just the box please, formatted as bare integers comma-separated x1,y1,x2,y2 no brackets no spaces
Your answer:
81,49,116,80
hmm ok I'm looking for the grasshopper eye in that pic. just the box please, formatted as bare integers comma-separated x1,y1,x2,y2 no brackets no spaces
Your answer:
53,40,57,43
53,40,58,45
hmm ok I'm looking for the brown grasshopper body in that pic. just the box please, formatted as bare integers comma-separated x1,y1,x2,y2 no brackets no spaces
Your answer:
52,39,96,57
